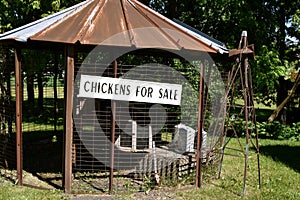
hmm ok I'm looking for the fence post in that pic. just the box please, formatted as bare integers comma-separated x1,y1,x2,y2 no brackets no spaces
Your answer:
196,62,205,188
15,47,22,186
64,45,74,194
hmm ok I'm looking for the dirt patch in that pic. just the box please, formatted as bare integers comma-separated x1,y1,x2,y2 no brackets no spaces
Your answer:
70,189,185,200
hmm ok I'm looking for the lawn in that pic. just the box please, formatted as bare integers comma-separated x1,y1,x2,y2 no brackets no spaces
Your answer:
0,138,299,200
176,139,300,200
0,185,64,200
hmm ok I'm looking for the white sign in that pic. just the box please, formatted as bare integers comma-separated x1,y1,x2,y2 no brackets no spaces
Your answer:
78,75,182,105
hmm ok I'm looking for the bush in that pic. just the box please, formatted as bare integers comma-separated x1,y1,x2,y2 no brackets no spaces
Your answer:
228,119,300,141
259,121,300,141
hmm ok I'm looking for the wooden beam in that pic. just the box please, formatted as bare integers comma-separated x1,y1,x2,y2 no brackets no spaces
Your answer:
64,45,74,193
229,44,254,58
15,48,23,186
109,60,118,194
195,62,205,188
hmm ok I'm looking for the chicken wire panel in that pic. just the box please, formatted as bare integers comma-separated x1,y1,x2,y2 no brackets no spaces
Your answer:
20,49,65,182
199,65,228,182
72,54,203,193
0,48,16,173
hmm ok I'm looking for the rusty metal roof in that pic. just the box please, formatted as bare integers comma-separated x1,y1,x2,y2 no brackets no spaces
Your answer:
0,0,228,54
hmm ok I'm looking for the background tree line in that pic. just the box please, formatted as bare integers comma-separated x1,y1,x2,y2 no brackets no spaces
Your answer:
0,0,299,120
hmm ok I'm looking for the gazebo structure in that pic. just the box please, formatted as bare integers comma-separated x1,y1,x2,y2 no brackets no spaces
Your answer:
0,0,228,194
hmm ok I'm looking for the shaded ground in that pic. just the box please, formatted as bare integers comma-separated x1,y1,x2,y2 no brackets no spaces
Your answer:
0,169,57,189
259,144,300,173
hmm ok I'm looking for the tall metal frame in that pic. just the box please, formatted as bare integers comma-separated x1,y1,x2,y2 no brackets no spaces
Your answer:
219,31,261,195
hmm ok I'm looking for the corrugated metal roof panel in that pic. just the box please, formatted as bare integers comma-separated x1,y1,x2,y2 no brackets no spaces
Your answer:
173,19,229,54
0,0,93,42
0,0,227,54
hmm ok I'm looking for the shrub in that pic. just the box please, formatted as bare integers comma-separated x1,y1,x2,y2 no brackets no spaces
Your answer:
259,121,300,141
228,119,300,141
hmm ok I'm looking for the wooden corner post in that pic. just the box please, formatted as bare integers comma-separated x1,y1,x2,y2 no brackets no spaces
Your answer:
196,62,205,188
15,47,23,186
64,45,75,193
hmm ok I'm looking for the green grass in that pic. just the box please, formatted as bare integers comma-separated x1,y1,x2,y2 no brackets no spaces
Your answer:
2,84,298,199
0,185,64,200
176,139,300,200
234,98,276,110
1,138,299,199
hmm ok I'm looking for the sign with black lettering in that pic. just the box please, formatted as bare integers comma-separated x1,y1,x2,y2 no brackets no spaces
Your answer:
79,75,182,105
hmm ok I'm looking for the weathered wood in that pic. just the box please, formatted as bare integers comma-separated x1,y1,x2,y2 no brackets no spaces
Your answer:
64,45,74,194
109,60,118,194
131,120,137,151
196,63,204,188
15,48,22,186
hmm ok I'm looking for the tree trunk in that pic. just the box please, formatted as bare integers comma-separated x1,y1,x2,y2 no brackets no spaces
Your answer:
167,0,178,19
26,74,35,104
277,76,288,124
278,0,286,61
6,73,12,136
268,72,300,122
54,54,58,133
38,73,43,110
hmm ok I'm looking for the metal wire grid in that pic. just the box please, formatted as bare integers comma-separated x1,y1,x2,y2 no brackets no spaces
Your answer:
0,48,227,193
0,48,17,180
0,48,65,188
71,53,218,194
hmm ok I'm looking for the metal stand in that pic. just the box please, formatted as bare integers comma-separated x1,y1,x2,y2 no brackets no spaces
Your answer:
218,31,261,196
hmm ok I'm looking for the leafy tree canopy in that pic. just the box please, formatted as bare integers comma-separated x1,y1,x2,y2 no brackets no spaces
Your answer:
0,0,299,106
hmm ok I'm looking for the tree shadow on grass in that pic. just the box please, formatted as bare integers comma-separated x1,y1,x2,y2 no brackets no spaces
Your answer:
259,144,300,173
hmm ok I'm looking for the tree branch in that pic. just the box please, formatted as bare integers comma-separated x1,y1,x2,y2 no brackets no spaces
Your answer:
268,71,300,123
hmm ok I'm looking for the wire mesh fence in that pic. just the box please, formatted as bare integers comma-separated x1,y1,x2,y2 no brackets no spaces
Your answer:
0,48,65,189
0,47,227,195
21,49,65,189
0,48,16,182
71,51,226,194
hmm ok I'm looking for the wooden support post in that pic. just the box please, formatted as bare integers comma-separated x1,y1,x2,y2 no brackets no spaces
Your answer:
115,135,121,147
196,63,204,188
131,120,137,151
148,125,153,149
15,48,22,186
109,60,118,194
64,45,74,194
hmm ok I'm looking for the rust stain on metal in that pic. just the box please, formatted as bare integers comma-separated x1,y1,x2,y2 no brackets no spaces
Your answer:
28,0,218,53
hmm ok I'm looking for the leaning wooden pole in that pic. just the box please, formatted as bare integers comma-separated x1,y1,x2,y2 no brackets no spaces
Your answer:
15,47,22,186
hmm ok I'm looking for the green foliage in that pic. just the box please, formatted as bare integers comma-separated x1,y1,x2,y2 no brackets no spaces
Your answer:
258,121,300,141
140,175,156,193
230,118,300,141
148,0,300,107
0,0,85,32
0,0,299,108
253,45,286,106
